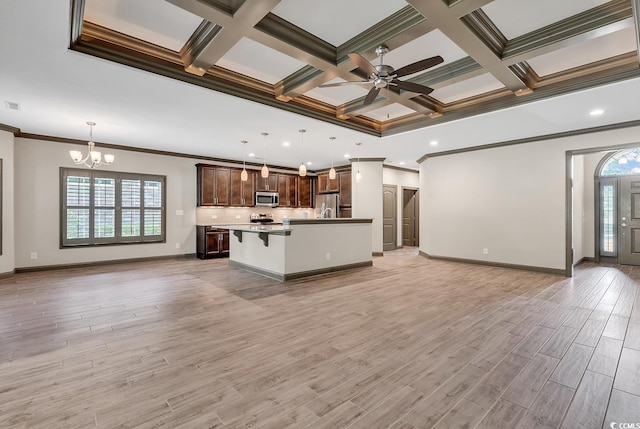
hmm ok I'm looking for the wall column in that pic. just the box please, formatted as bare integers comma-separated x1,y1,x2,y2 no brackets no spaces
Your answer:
351,158,384,254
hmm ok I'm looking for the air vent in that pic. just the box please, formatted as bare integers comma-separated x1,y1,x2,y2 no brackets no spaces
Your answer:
4,101,21,110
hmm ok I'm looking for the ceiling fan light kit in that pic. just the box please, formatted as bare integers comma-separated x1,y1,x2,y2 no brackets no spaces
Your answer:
320,44,444,106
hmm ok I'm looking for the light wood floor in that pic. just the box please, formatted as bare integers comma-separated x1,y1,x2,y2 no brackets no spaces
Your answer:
1,248,639,428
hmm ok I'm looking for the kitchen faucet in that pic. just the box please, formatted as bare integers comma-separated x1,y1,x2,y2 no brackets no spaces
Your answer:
320,203,333,218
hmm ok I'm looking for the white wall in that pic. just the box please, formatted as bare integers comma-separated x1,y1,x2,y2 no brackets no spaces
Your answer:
15,137,198,268
352,160,384,253
420,125,640,271
383,167,419,247
0,130,15,274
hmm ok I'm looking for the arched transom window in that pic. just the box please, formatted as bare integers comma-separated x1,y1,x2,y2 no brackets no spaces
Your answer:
600,148,640,176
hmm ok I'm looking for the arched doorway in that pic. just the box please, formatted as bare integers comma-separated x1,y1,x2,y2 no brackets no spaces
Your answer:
596,148,640,264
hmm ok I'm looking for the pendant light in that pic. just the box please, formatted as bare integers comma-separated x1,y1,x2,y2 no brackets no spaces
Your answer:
355,142,363,183
240,140,248,181
328,137,336,180
298,129,307,177
261,132,269,178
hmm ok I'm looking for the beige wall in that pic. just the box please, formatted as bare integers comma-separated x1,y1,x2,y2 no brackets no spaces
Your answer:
15,137,199,268
0,130,15,274
419,125,640,271
352,160,384,253
382,167,419,247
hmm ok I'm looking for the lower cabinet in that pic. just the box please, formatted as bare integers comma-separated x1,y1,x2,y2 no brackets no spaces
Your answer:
196,226,229,259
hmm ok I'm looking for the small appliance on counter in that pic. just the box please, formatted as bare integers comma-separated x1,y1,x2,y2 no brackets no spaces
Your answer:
250,213,274,224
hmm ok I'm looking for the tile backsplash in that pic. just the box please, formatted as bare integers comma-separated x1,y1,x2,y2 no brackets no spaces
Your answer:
196,206,317,225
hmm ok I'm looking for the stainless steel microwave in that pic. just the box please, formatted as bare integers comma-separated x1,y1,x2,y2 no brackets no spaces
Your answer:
255,191,279,207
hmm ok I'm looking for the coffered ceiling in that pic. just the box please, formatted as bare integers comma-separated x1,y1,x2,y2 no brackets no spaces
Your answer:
2,0,640,171
73,0,640,137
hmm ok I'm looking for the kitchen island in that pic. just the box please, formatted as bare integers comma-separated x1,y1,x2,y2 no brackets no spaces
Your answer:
219,218,373,281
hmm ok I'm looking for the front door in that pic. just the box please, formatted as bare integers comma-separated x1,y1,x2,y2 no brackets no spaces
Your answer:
618,176,640,264
383,185,397,251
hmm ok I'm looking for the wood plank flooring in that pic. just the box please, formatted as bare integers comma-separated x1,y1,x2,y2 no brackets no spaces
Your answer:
1,248,639,428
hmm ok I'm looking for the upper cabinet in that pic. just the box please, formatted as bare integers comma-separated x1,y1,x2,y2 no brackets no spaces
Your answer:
298,176,313,208
278,175,297,207
338,170,351,207
230,169,255,207
255,174,278,192
317,173,339,193
197,164,231,206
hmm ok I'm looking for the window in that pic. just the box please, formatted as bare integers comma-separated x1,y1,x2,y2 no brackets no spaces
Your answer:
61,168,166,247
601,148,640,176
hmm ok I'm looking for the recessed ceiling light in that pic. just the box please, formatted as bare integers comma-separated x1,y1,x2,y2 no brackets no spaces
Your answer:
590,109,604,116
248,153,255,157
4,101,20,110
430,140,438,146
344,153,350,158
306,161,312,166
282,141,290,147
399,161,405,165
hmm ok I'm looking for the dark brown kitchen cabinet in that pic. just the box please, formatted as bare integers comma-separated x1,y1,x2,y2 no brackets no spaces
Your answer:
298,176,313,208
278,174,297,207
230,168,255,207
255,173,278,192
197,164,231,206
196,226,229,259
317,173,339,193
338,170,352,207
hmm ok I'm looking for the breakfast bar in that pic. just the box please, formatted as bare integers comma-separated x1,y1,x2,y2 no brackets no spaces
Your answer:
223,218,373,281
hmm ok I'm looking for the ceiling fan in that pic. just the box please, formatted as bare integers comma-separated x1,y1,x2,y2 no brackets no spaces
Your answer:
320,45,444,105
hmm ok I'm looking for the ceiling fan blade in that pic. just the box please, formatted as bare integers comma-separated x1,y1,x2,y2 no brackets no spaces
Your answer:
319,81,370,88
348,53,378,76
393,80,434,95
363,86,381,105
393,55,444,78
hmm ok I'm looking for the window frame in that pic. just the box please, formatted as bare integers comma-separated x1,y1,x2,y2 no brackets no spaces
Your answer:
60,167,166,248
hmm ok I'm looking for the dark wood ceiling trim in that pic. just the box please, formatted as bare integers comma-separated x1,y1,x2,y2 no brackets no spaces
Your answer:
82,22,183,65
385,66,640,137
337,6,426,60
276,65,328,101
206,0,246,16
71,37,380,136
535,52,637,88
0,123,21,135
17,132,307,173
460,9,507,57
69,0,85,45
417,118,640,163
180,20,223,75
503,0,632,61
188,0,281,77
255,13,336,64
509,62,538,89
407,0,528,92
383,164,419,173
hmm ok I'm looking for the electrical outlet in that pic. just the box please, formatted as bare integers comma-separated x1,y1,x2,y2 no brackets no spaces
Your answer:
235,215,241,219
30,252,38,260
175,243,180,249
175,209,184,216
211,215,218,219
483,248,489,255
326,252,331,260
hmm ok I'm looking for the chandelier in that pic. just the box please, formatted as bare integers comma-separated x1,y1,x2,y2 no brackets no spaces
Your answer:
69,121,114,168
